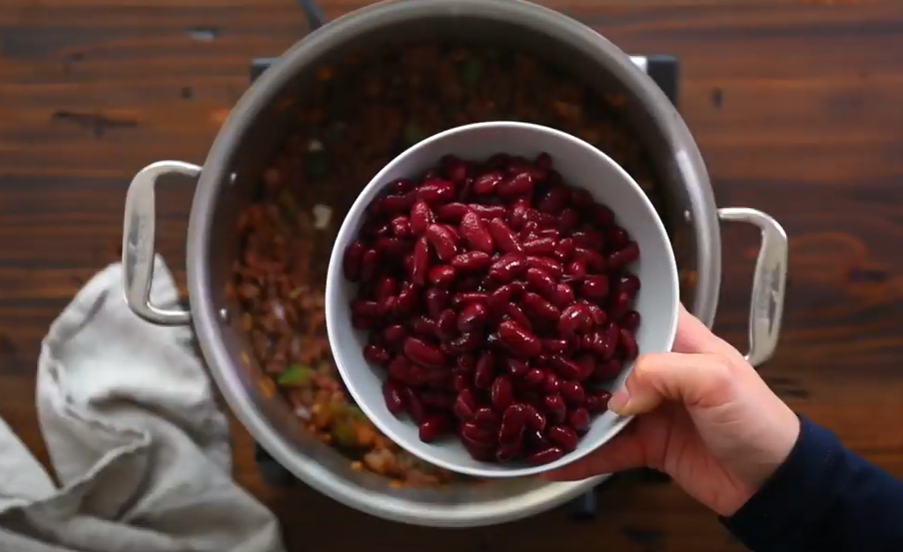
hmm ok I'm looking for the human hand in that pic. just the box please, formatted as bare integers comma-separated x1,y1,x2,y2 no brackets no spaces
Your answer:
545,305,800,517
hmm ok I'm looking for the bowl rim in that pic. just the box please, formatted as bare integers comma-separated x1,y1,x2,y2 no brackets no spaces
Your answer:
325,121,680,478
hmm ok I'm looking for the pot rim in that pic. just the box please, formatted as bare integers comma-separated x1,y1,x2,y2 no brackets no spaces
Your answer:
186,0,719,526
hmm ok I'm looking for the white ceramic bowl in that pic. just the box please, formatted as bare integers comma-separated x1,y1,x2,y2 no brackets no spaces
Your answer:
325,122,679,478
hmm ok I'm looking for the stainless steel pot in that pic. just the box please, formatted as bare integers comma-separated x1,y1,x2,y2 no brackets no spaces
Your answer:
121,0,788,527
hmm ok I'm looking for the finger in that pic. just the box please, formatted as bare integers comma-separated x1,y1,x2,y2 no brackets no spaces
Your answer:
609,352,734,416
543,425,647,481
672,304,743,361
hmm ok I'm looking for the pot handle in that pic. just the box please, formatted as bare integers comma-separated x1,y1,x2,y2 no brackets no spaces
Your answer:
122,160,201,326
718,208,788,367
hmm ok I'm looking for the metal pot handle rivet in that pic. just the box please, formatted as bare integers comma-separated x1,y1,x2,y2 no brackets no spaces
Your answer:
718,207,788,367
122,160,201,326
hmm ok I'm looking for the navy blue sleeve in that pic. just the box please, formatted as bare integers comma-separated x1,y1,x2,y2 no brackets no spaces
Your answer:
721,416,903,552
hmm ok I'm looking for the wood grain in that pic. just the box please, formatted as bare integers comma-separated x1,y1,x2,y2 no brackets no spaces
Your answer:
2,0,903,550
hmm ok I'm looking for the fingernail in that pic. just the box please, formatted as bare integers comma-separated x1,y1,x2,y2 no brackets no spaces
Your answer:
609,387,630,415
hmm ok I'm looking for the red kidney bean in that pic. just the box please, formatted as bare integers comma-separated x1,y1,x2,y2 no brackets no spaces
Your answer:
420,390,456,409
568,408,591,433
547,425,578,452
560,380,586,405
487,284,515,318
469,204,508,220
382,380,405,414
554,237,575,262
542,370,560,395
551,356,584,381
528,447,564,465
592,204,614,227
456,353,477,371
442,155,469,182
410,316,438,339
525,256,563,279
451,292,489,309
459,211,495,254
508,200,530,230
523,403,547,432
363,344,391,366
380,192,418,216
425,224,458,261
558,304,591,337
542,339,569,356
509,281,527,297
434,202,468,223
416,180,456,206
608,242,640,269
525,429,551,451
461,422,496,446
619,328,639,360
593,323,619,360
488,253,528,283
524,209,557,229
387,355,415,385
454,389,478,420
537,186,569,214
428,265,456,287
563,260,586,283
506,358,529,378
523,368,545,387
550,283,575,309
607,226,629,249
487,218,523,254
496,440,523,462
403,337,446,369
473,170,505,195
360,248,379,283
457,302,489,334
401,387,426,423
383,324,407,347
499,403,527,443
474,407,502,430
543,393,567,424
505,303,533,331
559,208,579,231
534,151,552,170
462,438,497,462
436,308,457,339
621,310,641,331
387,177,414,194
585,390,612,413
418,415,451,443
574,354,596,380
411,237,430,286
351,300,381,319
409,200,435,235
609,291,632,320
497,171,533,200
617,274,641,297
498,320,542,358
526,267,557,301
424,288,448,319
474,351,496,389
395,283,418,315
581,275,610,301
343,241,366,281
521,237,557,256
449,251,491,273
521,292,561,326
592,359,623,382
535,353,551,367
390,216,411,237
572,230,605,250
574,247,606,273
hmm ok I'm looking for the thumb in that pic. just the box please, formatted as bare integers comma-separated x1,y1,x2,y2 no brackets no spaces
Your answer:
609,353,735,416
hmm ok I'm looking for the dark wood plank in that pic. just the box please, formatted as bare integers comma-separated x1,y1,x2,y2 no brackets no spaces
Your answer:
2,0,903,550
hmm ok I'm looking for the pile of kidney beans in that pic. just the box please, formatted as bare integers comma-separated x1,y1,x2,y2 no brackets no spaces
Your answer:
342,152,641,466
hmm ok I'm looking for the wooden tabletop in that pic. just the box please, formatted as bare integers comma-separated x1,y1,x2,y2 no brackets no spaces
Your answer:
2,0,903,550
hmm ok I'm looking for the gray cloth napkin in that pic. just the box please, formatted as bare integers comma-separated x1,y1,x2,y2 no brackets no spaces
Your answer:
0,259,285,552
